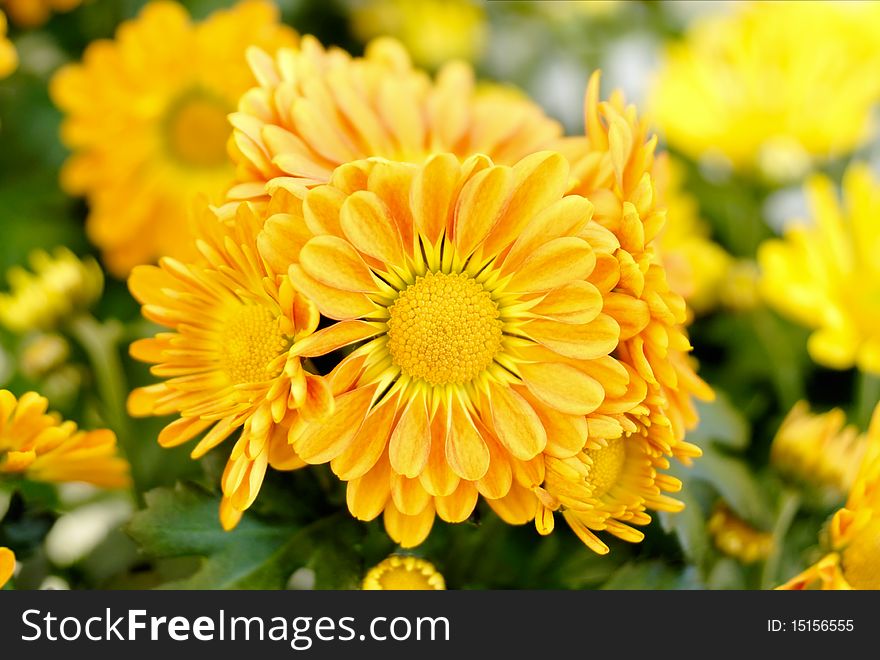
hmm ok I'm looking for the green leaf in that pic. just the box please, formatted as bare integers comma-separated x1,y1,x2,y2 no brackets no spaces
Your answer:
658,486,709,566
687,392,750,450
128,484,353,590
600,560,702,590
691,447,775,529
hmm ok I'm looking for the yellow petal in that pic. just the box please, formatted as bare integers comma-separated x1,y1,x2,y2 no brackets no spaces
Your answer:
504,195,594,270
293,386,374,463
419,412,460,496
475,435,513,499
347,455,391,521
288,265,376,320
453,165,514,256
290,320,380,357
530,281,602,324
412,153,459,243
486,482,537,525
435,481,479,523
331,395,397,480
384,501,435,548
390,473,432,516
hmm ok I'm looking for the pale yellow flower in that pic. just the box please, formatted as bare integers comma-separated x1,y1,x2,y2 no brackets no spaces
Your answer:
350,0,486,70
0,248,102,334
758,164,880,373
779,404,880,590
708,501,773,564
651,1,880,179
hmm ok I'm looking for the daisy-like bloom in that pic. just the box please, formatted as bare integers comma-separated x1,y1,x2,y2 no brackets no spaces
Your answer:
0,390,130,488
708,501,773,565
771,401,865,496
128,201,328,530
49,1,297,276
779,403,880,590
229,34,561,203
0,547,13,588
758,164,880,374
0,247,102,334
650,1,880,180
539,72,712,552
1,0,78,28
0,11,16,79
653,155,731,316
362,555,445,590
258,152,646,548
349,0,486,70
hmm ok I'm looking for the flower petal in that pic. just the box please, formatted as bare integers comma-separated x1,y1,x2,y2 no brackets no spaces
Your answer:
388,395,431,478
453,165,514,256
489,383,547,460
519,362,604,415
523,313,619,360
445,401,490,480
340,190,404,265
507,237,595,293
299,235,376,293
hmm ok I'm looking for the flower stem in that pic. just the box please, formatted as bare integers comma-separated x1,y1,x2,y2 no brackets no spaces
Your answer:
855,371,880,430
67,314,140,496
760,488,801,590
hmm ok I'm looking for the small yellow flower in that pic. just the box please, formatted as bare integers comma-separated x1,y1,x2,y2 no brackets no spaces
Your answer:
259,152,645,548
229,35,561,204
19,334,70,380
362,555,445,590
350,0,486,70
758,164,880,374
654,155,731,316
0,389,130,488
771,401,865,496
0,546,14,588
719,259,761,312
650,1,880,180
708,501,773,565
0,247,102,334
1,0,79,28
128,202,328,530
50,0,297,276
0,10,16,79
778,403,880,590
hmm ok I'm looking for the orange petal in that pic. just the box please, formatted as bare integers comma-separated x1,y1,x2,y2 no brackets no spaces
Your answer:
523,313,619,360
290,320,380,357
390,473,432,516
453,165,514,256
486,482,537,525
489,383,547,460
288,264,376,320
384,501,435,548
388,395,431,478
518,362,604,415
530,281,602,324
299,235,376,292
504,195,594,270
331,395,397,480
420,411,460,497
340,190,404,265
507,237,595,293
435,481,479,523
445,401,490,480
347,455,392,521
292,386,374,463
412,153,460,243
475,435,513,499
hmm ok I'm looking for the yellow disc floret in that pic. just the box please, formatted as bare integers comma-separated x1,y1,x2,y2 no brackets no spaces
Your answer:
221,304,289,385
362,555,446,590
584,436,626,499
165,93,232,168
386,272,502,386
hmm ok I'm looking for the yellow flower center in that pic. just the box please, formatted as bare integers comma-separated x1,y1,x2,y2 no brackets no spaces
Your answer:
841,518,880,589
378,567,437,590
584,436,626,499
386,272,503,386
165,93,231,168
221,304,288,385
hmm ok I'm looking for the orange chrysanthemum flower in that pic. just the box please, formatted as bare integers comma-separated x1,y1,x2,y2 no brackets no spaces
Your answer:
257,152,646,547
127,202,329,529
0,390,130,488
228,35,561,202
529,72,712,551
50,0,297,276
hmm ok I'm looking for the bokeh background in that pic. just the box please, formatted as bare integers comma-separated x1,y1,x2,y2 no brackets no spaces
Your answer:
1,0,879,590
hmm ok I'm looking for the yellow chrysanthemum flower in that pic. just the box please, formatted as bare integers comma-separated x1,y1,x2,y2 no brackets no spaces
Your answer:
540,72,711,552
350,0,486,70
258,152,646,548
228,35,561,203
0,10,16,79
0,247,103,334
49,0,297,276
128,202,328,530
0,389,130,488
771,401,866,495
362,555,445,590
758,164,880,374
0,546,13,588
778,404,880,590
708,501,773,565
654,155,731,316
650,1,880,180
1,0,78,28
